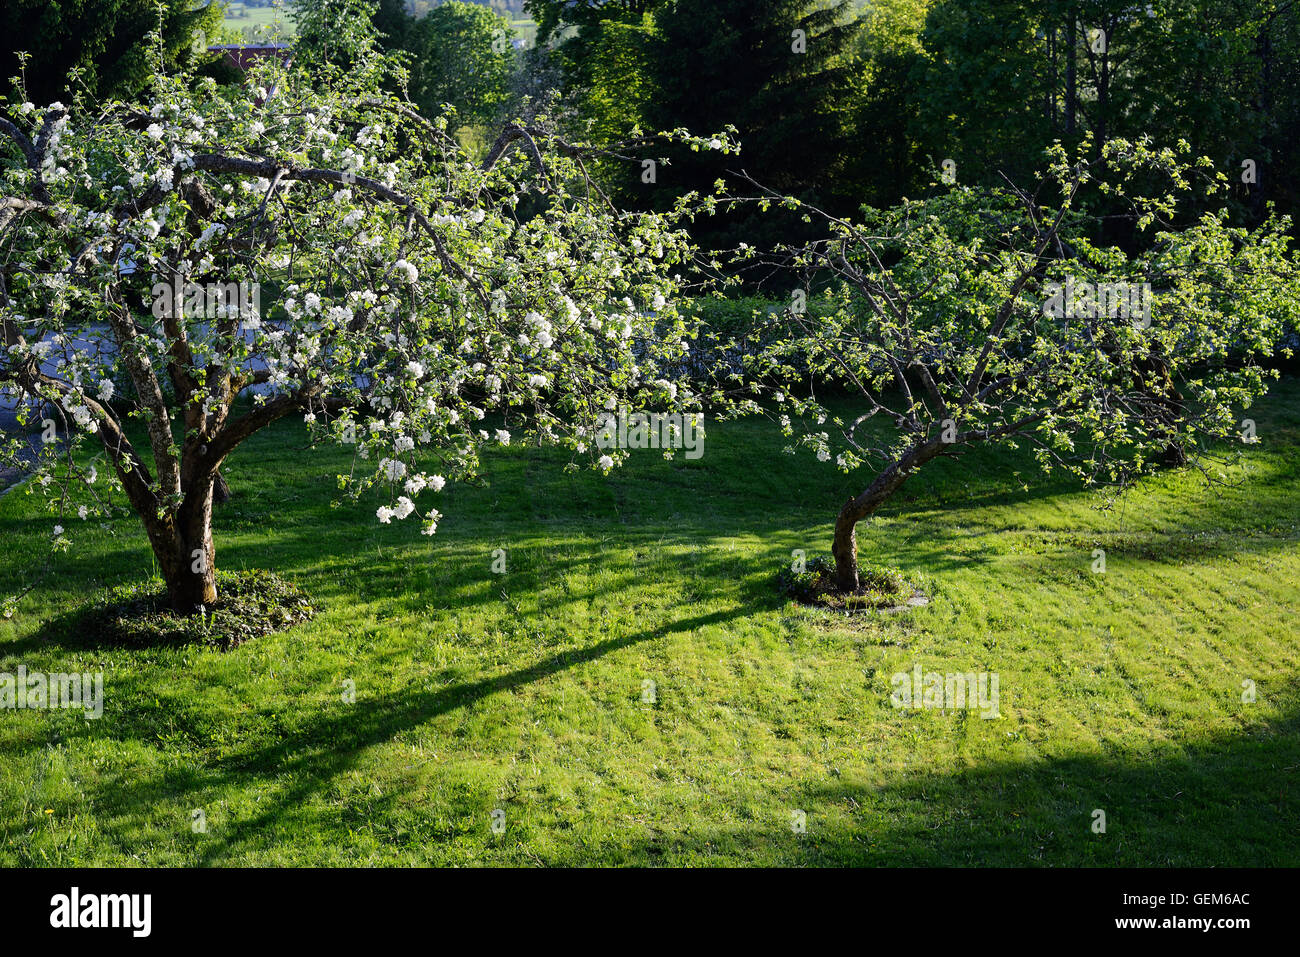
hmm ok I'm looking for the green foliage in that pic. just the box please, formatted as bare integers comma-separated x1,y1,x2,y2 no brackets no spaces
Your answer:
906,0,1057,191
574,14,657,145
405,1,517,128
731,138,1300,506
685,296,784,340
901,0,1300,222
372,0,413,49
294,0,387,71
4,0,223,105
526,0,663,50
839,0,928,208
522,0,1300,231
525,0,864,246
682,295,833,381
640,0,862,244
776,554,912,605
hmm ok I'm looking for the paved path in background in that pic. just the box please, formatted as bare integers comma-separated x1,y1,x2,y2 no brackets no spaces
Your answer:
1,323,117,492
1,322,280,491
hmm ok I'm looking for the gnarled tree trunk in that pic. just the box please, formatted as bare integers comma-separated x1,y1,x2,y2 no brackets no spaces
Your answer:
831,440,943,593
140,472,218,615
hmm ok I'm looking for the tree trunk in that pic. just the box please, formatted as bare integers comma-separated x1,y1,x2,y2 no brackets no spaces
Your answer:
148,475,218,615
165,537,216,614
1133,350,1186,467
831,441,943,593
832,498,865,592
1094,17,1110,160
213,469,231,504
1160,440,1188,468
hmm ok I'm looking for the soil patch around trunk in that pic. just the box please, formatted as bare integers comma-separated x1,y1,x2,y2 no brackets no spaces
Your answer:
776,555,928,613
61,569,315,650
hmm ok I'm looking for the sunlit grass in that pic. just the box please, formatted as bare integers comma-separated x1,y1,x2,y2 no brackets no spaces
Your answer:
1,378,1298,865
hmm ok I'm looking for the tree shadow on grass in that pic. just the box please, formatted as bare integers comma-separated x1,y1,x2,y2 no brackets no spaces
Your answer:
11,524,789,657
63,646,1300,866
8,375,1299,646
544,707,1300,867
51,603,754,862
12,448,1298,658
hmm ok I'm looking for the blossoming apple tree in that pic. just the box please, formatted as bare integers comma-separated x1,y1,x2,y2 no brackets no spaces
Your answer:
728,139,1300,592
0,53,736,613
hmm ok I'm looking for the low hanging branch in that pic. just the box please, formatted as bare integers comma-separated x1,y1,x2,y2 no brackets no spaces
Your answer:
0,57,739,613
722,137,1300,592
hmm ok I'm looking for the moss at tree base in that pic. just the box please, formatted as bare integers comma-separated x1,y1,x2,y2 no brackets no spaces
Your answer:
74,569,315,650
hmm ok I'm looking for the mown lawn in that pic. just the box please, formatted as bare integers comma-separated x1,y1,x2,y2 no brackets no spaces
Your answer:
1,378,1298,866
221,5,297,39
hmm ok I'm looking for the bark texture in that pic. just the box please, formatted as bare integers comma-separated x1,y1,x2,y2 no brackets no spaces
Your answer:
831,441,943,592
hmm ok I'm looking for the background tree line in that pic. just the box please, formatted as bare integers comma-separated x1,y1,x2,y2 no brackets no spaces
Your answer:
8,0,1299,248
525,0,1300,247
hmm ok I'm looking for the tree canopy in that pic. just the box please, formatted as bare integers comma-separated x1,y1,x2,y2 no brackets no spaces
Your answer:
725,138,1300,588
0,41,738,611
404,0,517,128
5,0,223,106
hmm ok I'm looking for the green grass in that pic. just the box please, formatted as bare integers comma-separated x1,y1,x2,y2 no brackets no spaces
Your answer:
215,7,536,45
221,4,297,40
2,378,1299,866
509,18,538,48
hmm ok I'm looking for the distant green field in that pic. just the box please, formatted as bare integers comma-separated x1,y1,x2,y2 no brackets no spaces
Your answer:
218,6,537,46
510,18,538,48
221,4,298,40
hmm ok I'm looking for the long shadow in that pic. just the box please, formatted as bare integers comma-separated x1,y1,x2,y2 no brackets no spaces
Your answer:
67,663,1300,866
58,604,752,862
537,707,1300,867
6,385,1300,863
12,443,1297,657
11,524,787,656
7,376,1298,623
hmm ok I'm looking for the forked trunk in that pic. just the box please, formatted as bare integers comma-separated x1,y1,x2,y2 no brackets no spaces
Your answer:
831,441,943,594
146,475,218,615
